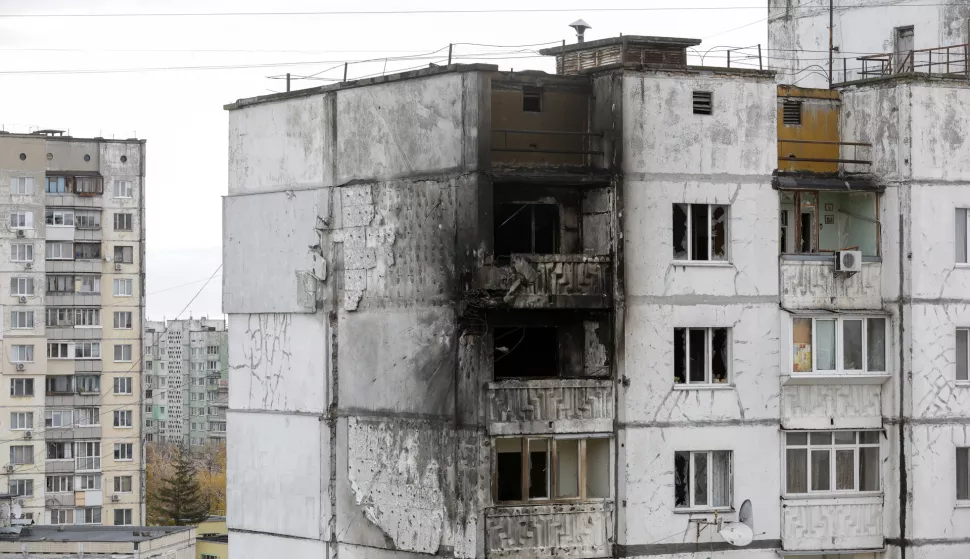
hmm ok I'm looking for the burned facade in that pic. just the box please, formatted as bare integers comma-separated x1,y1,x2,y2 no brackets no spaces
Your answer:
224,5,970,558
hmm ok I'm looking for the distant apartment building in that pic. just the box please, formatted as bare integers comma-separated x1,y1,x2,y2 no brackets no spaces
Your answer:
0,130,145,526
144,318,227,447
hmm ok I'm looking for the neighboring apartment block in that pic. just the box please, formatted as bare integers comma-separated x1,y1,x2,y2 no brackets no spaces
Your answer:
0,131,145,526
144,318,227,447
223,3,970,559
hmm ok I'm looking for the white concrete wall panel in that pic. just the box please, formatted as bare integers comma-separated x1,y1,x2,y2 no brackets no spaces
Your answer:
909,85,970,182
228,94,334,195
228,312,329,413
336,74,465,183
228,530,328,559
227,411,326,540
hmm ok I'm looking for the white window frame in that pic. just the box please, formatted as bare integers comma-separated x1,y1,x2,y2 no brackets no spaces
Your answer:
114,180,133,199
46,441,73,460
791,315,889,375
114,442,133,460
114,476,133,493
114,508,133,526
46,241,73,260
9,378,33,397
113,410,132,428
9,445,33,465
45,409,74,428
75,342,101,360
957,329,970,383
673,203,731,262
46,475,73,493
47,342,72,360
9,412,32,430
9,211,32,230
76,407,100,426
113,213,133,231
45,209,74,227
11,277,34,297
114,344,133,362
11,345,33,363
76,442,102,471
10,243,33,263
9,177,34,196
74,308,100,328
79,507,102,525
113,311,133,329
76,473,101,490
674,450,733,510
673,327,731,386
79,275,100,294
9,311,33,329
958,208,970,264
8,478,32,497
113,245,134,264
113,278,133,297
784,430,881,495
114,377,132,395
50,509,72,525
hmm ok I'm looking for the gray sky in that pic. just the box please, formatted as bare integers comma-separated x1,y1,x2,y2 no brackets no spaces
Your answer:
0,0,768,320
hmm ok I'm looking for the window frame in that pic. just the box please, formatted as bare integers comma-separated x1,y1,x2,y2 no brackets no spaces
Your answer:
673,327,731,386
957,328,970,383
493,435,612,505
783,430,881,496
10,445,33,465
9,211,32,230
114,344,133,362
113,278,133,297
113,410,133,429
9,310,33,329
11,345,34,363
113,245,134,264
113,180,133,199
10,277,34,296
674,450,733,511
114,311,133,330
114,377,133,395
114,442,134,461
10,243,33,263
9,412,32,430
790,315,889,376
46,475,73,493
114,475,133,493
672,203,730,262
114,508,133,526
9,177,33,196
45,208,75,227
958,447,970,502
113,212,133,231
9,378,33,397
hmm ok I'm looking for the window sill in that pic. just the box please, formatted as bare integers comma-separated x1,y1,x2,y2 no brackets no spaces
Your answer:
671,260,734,268
114,459,134,462
782,492,882,501
956,381,970,388
955,501,970,509
781,254,882,263
784,373,891,386
955,263,970,269
673,384,734,391
673,507,734,515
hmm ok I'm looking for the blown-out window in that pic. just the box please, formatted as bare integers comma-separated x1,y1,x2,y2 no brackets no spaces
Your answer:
673,204,728,261
675,451,732,509
674,328,729,385
495,436,610,503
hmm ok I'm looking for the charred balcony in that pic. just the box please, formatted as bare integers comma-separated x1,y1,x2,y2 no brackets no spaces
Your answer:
467,185,613,310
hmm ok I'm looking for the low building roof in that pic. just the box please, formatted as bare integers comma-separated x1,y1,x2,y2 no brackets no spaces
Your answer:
5,525,190,543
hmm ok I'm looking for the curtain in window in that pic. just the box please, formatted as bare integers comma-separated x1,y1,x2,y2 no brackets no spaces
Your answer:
712,451,731,506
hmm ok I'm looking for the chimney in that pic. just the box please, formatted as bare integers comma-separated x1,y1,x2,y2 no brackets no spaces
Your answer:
569,19,591,43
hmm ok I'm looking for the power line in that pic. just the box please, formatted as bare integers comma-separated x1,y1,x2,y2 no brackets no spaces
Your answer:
0,4,958,17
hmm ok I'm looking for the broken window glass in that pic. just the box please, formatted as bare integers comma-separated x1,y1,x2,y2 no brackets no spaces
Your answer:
688,329,706,383
585,438,610,498
493,327,559,379
522,87,542,112
675,327,730,385
957,208,968,263
496,438,523,502
711,329,728,383
711,205,727,260
528,439,549,499
690,204,709,261
693,452,708,506
673,328,686,383
494,203,559,257
555,439,579,498
673,204,688,260
674,452,690,507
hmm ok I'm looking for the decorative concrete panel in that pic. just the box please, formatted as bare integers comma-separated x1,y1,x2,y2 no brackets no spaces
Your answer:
780,260,882,310
782,496,883,551
781,384,883,429
485,502,613,559
475,254,612,309
487,379,614,435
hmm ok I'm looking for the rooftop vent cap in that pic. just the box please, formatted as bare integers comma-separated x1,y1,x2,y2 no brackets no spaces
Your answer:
569,19,591,43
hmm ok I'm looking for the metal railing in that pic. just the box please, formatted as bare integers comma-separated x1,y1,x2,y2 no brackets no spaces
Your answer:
778,139,872,167
837,44,970,83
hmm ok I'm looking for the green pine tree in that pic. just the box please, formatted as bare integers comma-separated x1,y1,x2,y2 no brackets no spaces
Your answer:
155,445,210,526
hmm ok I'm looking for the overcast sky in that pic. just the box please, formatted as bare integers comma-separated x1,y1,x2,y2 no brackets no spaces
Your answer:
0,0,768,320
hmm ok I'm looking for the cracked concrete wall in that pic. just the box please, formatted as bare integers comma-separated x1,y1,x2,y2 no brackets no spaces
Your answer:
225,70,490,559
768,0,970,88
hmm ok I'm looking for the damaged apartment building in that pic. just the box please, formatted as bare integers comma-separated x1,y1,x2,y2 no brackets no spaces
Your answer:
223,2,970,558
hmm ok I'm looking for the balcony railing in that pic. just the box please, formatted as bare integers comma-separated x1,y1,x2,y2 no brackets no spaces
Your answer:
472,254,611,309
782,496,883,551
485,502,613,559
487,379,614,435
777,139,872,173
834,44,970,84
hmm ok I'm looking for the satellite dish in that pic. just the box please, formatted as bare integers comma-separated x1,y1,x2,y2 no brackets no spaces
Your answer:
719,499,755,547
13,503,22,519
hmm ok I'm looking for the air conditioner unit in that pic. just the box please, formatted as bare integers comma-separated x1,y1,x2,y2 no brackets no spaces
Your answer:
15,230,24,238
114,263,122,271
23,262,31,270
835,250,863,274
111,494,120,502
4,465,13,474
17,296,26,304
15,364,25,372
23,431,31,440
